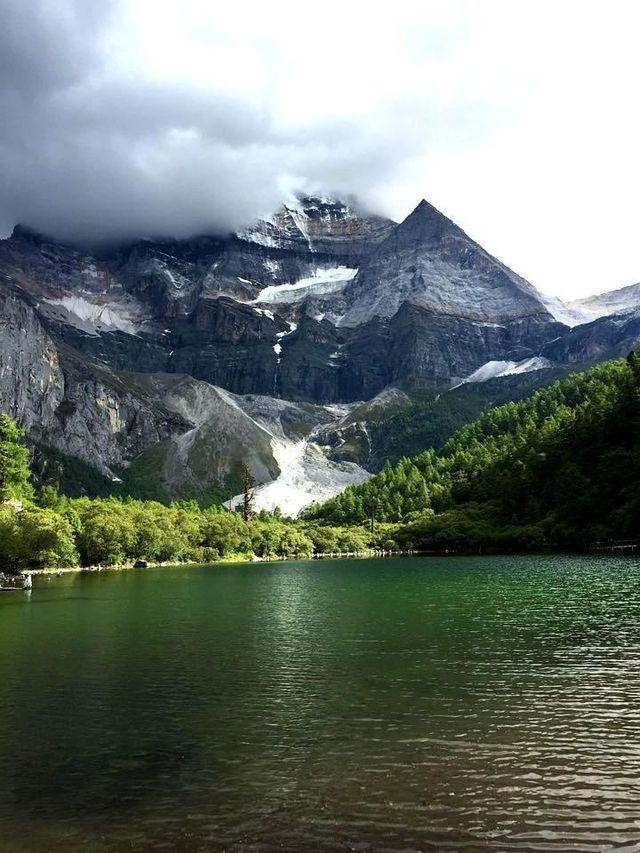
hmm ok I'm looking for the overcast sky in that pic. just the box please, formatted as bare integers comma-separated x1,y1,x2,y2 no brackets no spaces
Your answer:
1,0,638,299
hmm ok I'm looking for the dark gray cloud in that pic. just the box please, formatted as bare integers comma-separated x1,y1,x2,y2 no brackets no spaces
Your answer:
0,0,483,244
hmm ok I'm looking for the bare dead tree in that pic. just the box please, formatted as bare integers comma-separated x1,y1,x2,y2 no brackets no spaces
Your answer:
242,463,255,522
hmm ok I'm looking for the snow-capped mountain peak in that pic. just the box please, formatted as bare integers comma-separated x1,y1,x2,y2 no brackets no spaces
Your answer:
236,194,395,256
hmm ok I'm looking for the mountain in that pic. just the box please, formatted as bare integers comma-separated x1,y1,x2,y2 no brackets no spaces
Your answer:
0,193,637,511
568,281,640,323
543,310,640,364
540,281,640,364
341,200,554,325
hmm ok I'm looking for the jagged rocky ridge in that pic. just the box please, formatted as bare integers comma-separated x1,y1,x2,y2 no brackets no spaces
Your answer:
1,194,638,511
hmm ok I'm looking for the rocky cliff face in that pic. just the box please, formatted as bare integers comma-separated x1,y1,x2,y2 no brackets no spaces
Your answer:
0,281,64,433
1,195,564,405
0,278,188,480
0,193,636,508
340,200,554,326
542,309,640,364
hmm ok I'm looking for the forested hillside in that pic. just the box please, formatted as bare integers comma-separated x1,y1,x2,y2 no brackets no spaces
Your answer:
305,355,640,548
2,355,639,571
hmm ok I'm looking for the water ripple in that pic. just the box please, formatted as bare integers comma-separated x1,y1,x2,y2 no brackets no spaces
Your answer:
1,555,640,851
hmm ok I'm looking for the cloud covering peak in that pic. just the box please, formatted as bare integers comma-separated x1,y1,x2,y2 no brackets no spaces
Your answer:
2,1,640,301
0,0,463,243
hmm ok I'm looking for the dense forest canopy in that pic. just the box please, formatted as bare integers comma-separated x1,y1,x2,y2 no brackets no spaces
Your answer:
0,354,638,571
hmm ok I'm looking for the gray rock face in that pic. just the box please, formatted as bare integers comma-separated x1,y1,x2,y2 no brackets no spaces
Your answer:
0,282,64,434
125,375,282,494
48,356,190,476
0,279,187,477
340,200,555,326
364,304,561,389
2,195,566,405
542,309,640,363
81,373,370,511
236,196,395,257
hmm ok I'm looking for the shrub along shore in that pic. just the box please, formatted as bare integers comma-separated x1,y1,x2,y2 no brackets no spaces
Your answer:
0,488,399,573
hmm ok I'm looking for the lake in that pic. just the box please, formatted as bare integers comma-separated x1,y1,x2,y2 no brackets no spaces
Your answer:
1,555,639,852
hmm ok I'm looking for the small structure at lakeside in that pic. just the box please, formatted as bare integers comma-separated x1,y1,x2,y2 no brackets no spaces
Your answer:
590,539,640,554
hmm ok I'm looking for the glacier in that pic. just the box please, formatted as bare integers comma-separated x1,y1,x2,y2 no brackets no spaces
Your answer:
452,356,553,388
254,266,357,304
43,295,143,335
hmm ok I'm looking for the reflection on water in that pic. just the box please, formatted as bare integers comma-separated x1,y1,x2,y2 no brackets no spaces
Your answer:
1,556,640,851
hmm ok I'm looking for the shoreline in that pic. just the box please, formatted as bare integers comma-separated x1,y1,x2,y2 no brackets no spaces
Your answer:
20,549,428,577
26,555,254,577
8,546,618,579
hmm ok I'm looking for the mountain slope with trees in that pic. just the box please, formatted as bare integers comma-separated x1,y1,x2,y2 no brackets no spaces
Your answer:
305,354,640,548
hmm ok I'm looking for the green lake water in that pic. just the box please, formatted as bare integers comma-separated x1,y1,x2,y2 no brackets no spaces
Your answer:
1,555,640,852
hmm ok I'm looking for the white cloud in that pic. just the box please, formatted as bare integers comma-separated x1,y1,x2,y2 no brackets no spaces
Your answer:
0,0,639,299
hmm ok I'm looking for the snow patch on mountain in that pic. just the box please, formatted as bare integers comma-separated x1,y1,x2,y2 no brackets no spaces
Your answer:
262,259,280,276
252,306,275,320
236,196,315,250
273,322,297,364
284,198,314,251
237,227,280,248
43,295,143,335
540,294,593,327
542,283,640,327
255,266,357,304
452,356,552,388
